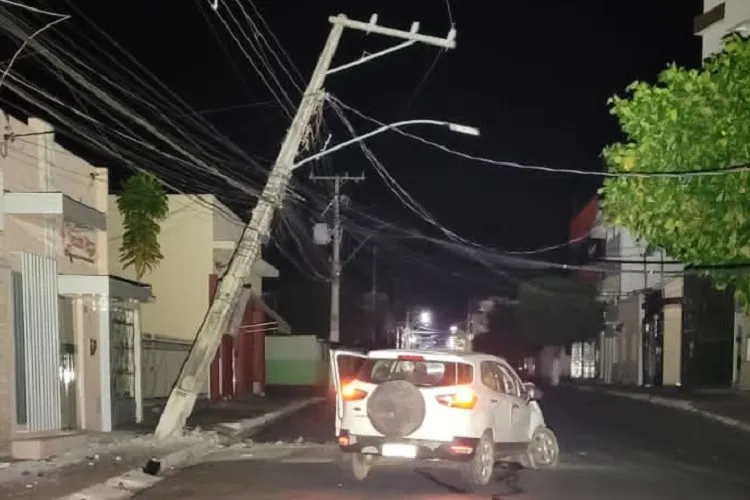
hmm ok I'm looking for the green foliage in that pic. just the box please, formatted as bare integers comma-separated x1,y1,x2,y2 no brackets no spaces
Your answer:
600,34,750,306
116,173,169,280
516,276,604,351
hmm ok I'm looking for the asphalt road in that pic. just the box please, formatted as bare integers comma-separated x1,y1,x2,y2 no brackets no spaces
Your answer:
137,388,750,499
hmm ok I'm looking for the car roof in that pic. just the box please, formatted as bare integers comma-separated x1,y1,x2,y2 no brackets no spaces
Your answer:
367,348,508,364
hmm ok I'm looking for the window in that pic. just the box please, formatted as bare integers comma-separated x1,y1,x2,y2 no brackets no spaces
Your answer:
358,359,473,387
480,361,504,393
481,361,522,396
496,364,519,397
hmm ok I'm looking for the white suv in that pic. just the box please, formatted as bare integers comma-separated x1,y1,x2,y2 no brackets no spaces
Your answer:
331,348,559,487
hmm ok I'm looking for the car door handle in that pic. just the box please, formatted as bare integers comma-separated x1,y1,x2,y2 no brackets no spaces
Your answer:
512,403,519,410
490,398,498,403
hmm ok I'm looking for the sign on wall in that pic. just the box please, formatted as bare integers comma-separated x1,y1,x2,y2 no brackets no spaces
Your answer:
63,225,97,263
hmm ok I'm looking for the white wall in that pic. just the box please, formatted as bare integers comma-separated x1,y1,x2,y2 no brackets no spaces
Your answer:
1,113,108,276
605,226,683,295
212,196,244,243
108,195,214,342
700,0,750,59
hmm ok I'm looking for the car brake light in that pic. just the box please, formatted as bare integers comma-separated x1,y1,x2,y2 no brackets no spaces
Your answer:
341,383,368,401
436,388,478,409
397,354,424,361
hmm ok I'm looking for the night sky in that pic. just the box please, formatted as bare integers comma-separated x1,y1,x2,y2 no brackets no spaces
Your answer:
0,0,702,330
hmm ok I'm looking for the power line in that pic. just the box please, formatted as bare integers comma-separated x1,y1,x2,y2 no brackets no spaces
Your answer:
328,94,750,179
444,0,455,27
398,49,444,117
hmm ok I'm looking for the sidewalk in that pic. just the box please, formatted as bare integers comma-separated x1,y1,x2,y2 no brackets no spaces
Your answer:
0,395,321,500
568,381,750,433
130,394,305,433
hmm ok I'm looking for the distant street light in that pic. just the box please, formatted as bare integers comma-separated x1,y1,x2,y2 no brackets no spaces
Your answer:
292,119,480,171
449,324,458,334
419,310,432,326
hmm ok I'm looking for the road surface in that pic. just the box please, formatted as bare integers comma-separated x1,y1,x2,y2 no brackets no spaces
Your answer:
137,387,750,499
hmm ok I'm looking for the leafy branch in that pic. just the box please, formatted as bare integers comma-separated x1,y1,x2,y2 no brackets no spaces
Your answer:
116,173,169,280
601,34,750,305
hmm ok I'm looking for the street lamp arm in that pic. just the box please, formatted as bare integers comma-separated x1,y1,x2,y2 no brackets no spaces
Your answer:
292,119,479,171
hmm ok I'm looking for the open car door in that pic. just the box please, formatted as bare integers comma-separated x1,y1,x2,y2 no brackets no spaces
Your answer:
330,349,367,437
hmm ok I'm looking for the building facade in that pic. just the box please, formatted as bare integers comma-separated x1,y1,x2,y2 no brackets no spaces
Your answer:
695,0,750,390
0,114,150,459
596,207,737,389
695,0,750,59
599,221,684,386
107,194,287,408
567,196,605,381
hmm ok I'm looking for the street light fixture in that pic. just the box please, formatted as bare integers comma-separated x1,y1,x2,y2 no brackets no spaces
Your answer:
419,310,432,326
292,119,480,171
447,123,480,136
449,324,458,334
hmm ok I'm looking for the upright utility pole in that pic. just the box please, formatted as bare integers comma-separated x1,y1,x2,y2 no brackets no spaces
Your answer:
371,245,377,344
155,13,457,440
310,173,364,343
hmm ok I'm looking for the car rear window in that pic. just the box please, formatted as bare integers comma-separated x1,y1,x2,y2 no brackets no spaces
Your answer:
357,358,474,387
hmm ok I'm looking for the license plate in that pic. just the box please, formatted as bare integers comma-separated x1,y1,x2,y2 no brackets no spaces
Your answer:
381,443,418,458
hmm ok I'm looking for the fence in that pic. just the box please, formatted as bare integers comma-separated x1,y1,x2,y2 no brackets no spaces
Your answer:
141,334,208,403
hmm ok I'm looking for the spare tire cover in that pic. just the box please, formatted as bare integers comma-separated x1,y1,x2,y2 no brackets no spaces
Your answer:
366,380,426,437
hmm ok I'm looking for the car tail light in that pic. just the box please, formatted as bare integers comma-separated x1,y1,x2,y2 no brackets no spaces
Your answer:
448,437,476,455
436,388,478,409
341,383,368,401
398,355,424,362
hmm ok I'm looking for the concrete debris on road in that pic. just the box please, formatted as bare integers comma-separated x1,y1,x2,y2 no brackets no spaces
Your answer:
0,396,322,500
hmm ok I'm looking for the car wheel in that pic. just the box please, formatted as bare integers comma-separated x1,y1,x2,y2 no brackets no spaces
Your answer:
461,431,495,487
521,426,559,470
342,452,372,481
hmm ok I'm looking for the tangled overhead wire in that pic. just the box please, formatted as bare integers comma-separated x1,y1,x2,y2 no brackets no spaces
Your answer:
0,0,739,302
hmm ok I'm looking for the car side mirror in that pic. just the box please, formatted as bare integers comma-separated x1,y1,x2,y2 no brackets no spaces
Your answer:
524,382,543,401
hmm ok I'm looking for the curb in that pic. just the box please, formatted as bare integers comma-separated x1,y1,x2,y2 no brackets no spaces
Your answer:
54,437,218,500
572,386,750,434
0,432,204,486
214,397,325,438
53,397,323,500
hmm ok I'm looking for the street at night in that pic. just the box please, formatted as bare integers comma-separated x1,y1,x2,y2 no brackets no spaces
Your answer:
3,2,750,500
135,388,750,499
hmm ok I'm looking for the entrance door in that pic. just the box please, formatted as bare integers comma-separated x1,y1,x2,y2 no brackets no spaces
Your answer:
479,361,512,441
495,362,531,443
58,296,78,430
330,349,367,437
110,301,137,428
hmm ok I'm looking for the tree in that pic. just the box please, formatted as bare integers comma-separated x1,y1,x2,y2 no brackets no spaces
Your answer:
516,276,603,351
472,300,527,360
116,173,169,280
600,34,750,304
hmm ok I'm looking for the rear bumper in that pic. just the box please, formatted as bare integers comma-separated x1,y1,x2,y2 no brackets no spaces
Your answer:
338,432,479,462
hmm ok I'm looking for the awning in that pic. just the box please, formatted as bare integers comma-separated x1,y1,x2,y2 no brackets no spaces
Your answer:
58,274,152,301
1,191,106,231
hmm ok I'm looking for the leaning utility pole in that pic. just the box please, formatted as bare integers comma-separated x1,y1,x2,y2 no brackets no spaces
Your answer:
310,173,364,343
155,13,457,440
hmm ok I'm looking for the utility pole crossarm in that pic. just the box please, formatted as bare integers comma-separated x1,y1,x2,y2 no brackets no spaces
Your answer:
329,14,457,49
310,173,365,182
